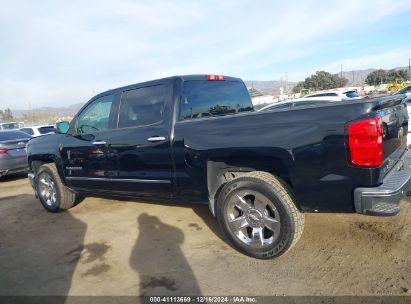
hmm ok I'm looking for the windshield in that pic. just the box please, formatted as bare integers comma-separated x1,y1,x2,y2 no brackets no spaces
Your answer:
180,80,254,120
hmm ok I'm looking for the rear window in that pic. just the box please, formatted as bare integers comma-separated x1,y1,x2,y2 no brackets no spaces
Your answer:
38,126,54,134
0,131,31,141
20,128,34,135
294,100,326,108
0,122,19,130
180,81,253,121
345,91,359,98
263,103,293,111
308,93,338,97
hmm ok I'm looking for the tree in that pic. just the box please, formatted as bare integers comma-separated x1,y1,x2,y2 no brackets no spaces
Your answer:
292,81,306,93
292,71,347,93
0,108,13,122
365,68,409,85
387,69,409,82
365,69,388,85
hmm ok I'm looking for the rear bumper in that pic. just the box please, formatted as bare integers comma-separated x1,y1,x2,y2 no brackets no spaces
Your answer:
0,166,28,177
354,150,411,216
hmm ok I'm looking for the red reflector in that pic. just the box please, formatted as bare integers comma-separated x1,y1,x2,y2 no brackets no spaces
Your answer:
206,75,225,81
0,148,8,155
348,117,382,167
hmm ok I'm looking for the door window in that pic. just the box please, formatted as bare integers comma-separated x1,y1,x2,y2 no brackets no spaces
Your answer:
118,84,167,128
76,94,114,133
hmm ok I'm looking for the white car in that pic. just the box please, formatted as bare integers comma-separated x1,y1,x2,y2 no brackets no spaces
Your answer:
395,84,411,97
404,96,411,145
258,98,331,111
19,125,55,137
303,90,362,101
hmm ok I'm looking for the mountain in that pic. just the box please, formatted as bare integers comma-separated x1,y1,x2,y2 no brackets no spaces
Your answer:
341,68,376,86
244,80,297,95
12,102,85,119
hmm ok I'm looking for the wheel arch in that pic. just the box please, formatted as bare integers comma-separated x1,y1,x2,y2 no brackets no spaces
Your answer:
207,151,296,215
29,156,67,186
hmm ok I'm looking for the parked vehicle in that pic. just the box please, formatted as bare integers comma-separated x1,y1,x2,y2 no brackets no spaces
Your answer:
303,90,362,100
403,96,411,145
395,84,411,97
258,98,331,112
0,122,24,130
388,79,410,94
20,125,55,137
26,75,411,259
0,130,31,178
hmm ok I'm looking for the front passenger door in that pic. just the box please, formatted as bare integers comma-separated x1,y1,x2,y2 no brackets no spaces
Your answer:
61,93,117,191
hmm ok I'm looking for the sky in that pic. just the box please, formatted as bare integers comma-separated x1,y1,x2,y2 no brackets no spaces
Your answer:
0,0,411,109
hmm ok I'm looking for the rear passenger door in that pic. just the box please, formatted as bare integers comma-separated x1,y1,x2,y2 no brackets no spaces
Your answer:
105,82,173,197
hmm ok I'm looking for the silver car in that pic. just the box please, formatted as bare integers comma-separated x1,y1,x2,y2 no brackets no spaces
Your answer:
0,130,31,178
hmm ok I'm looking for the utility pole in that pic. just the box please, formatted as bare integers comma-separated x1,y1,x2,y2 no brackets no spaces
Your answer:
409,57,410,81
285,72,288,93
340,64,343,79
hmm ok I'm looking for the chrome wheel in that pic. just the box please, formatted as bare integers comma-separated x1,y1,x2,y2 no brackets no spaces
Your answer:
226,190,281,248
38,172,58,208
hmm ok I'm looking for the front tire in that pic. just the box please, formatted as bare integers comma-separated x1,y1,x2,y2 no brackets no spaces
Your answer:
35,163,78,212
216,171,304,259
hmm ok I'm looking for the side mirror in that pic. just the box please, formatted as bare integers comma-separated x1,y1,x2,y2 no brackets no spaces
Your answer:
55,121,70,134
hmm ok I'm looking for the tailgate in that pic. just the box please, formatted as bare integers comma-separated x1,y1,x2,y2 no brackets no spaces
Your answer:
374,95,408,176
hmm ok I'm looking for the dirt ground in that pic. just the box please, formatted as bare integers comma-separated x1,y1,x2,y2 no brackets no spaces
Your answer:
1,174,411,296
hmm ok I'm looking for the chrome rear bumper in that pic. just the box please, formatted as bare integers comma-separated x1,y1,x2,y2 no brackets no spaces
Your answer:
354,150,411,216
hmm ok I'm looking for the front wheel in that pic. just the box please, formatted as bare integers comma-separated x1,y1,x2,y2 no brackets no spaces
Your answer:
35,163,79,212
216,171,304,259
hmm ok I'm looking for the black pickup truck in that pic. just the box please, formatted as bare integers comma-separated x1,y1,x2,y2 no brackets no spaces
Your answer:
27,75,411,259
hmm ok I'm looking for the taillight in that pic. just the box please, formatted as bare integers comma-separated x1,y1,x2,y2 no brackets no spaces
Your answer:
348,116,383,167
0,148,9,155
206,75,225,81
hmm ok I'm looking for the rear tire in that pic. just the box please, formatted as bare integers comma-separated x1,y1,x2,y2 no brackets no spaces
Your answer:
216,171,304,259
35,163,79,212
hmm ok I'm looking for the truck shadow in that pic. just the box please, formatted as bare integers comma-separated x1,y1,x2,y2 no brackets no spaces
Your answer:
130,213,201,295
100,195,225,243
0,193,87,300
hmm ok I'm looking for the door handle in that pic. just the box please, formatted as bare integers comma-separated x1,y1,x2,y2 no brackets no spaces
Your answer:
147,136,166,142
92,140,107,145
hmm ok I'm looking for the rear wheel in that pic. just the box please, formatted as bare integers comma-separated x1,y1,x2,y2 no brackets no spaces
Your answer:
36,163,79,212
216,171,304,259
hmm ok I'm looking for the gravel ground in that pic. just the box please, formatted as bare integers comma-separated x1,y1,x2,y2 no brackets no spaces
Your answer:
0,174,410,296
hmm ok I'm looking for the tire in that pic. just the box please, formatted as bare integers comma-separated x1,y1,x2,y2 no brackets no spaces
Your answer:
35,163,78,212
216,171,304,259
